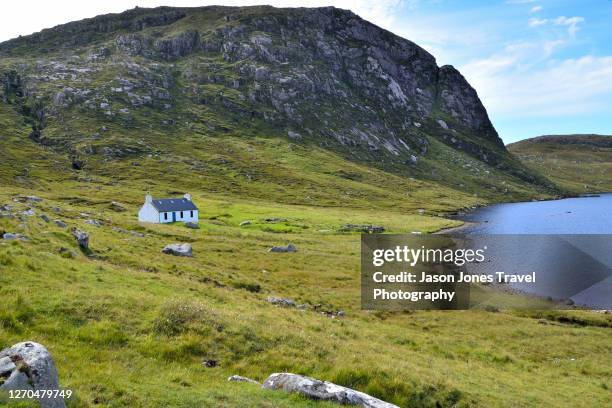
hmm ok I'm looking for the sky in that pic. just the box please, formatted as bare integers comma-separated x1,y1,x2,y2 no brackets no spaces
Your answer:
1,1,611,143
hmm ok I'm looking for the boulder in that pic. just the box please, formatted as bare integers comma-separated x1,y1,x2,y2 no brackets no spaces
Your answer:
0,341,66,408
71,227,89,249
262,373,399,408
228,375,260,384
185,222,199,229
269,244,297,253
54,220,67,228
267,297,296,307
40,214,50,223
239,220,252,227
162,243,193,257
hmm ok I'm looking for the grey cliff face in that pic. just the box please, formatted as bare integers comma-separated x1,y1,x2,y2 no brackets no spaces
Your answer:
0,5,532,181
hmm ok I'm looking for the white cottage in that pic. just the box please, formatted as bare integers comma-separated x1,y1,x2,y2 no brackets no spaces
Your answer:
138,193,199,224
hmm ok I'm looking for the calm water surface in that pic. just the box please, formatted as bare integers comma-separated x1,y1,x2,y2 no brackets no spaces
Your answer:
460,193,612,234
458,194,612,308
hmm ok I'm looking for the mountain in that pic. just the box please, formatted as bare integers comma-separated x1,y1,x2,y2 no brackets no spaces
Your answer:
0,5,555,203
509,135,612,193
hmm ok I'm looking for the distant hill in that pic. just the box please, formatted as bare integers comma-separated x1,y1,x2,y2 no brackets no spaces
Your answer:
508,135,612,193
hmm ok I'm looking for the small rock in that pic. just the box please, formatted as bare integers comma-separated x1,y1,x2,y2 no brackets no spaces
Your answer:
85,219,102,227
262,373,399,408
54,220,67,228
264,217,287,223
40,214,50,223
239,220,252,227
71,228,89,249
21,209,36,217
228,375,259,384
269,244,297,253
14,195,43,203
267,297,296,307
109,201,127,212
202,359,218,368
2,233,27,241
162,243,193,257
0,341,66,408
288,130,302,140
185,222,199,229
436,119,449,130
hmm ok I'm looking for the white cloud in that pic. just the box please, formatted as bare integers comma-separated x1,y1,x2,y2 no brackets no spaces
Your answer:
554,16,585,37
462,53,612,118
529,5,542,13
528,17,548,27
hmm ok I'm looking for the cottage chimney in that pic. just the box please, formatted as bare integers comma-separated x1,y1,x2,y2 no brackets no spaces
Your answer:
184,193,191,201
145,193,152,203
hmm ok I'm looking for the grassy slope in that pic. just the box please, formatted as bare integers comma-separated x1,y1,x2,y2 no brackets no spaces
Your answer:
1,104,611,408
508,135,612,194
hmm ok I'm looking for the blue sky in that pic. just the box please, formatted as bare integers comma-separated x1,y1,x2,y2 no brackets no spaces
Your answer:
1,0,611,143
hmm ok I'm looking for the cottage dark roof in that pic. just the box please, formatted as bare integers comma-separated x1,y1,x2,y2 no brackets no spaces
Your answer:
151,198,198,212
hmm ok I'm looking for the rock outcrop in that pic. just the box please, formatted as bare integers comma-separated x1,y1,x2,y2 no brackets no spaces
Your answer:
262,373,399,408
162,243,193,257
269,244,297,253
0,341,66,408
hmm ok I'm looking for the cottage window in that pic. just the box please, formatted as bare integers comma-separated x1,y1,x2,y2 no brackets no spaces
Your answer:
190,211,193,217
164,213,168,220
180,211,184,218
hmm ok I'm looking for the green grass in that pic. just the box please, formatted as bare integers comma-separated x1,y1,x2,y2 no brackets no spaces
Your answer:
509,135,612,194
0,162,611,407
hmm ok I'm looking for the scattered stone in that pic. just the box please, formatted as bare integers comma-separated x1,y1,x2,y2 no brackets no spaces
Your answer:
202,359,218,368
109,201,127,212
408,155,418,165
239,220,252,227
2,233,27,241
228,375,260,384
0,341,66,408
85,219,102,227
436,119,449,130
13,195,43,203
340,224,385,234
71,228,89,249
185,222,199,229
262,373,399,408
264,217,287,223
413,122,422,128
267,297,296,307
269,244,297,253
40,214,50,223
162,243,193,257
288,130,302,140
54,220,67,228
21,209,36,217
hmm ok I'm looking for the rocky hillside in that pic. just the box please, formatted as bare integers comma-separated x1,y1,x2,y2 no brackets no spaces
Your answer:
509,135,612,193
0,5,554,200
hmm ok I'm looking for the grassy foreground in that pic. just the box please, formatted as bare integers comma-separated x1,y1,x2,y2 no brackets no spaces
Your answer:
1,176,611,407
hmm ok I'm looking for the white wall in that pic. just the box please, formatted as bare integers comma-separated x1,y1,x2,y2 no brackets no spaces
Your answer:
158,210,199,224
138,202,159,223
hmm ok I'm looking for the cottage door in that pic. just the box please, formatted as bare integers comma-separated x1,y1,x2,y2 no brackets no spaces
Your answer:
172,212,176,222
